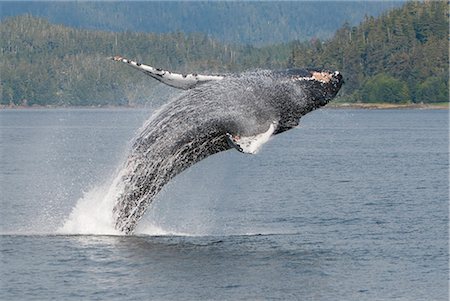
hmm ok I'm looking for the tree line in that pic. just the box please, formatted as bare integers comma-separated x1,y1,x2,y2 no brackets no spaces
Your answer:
0,1,447,106
289,0,448,103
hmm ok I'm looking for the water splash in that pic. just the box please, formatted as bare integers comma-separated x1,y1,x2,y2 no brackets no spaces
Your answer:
58,164,193,236
58,182,122,235
58,182,191,236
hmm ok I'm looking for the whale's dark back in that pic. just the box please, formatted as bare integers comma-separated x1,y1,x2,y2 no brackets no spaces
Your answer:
113,70,343,234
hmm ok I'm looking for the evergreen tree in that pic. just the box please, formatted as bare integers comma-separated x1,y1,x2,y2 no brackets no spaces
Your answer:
361,74,410,103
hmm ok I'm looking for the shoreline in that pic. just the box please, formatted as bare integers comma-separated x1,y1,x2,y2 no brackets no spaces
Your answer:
0,104,147,110
1,102,448,110
327,102,449,110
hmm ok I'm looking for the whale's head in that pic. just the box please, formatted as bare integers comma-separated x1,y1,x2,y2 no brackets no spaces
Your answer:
281,68,343,111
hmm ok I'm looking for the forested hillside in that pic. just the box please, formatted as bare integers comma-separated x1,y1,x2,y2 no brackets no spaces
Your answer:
0,1,447,106
290,0,448,103
0,1,403,45
0,15,291,106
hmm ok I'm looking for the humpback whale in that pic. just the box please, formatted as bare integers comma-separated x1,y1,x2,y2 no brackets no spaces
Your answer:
111,56,343,234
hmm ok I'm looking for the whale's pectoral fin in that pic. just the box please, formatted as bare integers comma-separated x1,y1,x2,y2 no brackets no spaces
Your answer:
226,122,277,154
111,55,225,90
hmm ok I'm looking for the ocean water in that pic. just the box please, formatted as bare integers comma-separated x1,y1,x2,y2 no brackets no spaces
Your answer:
0,108,448,300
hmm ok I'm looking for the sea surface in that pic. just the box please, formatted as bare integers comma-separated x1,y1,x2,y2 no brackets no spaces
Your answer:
0,108,448,300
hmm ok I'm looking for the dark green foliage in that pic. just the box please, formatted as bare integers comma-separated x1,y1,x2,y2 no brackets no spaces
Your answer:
415,77,449,104
361,74,410,103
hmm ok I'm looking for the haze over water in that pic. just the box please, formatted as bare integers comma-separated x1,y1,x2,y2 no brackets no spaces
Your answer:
0,108,448,300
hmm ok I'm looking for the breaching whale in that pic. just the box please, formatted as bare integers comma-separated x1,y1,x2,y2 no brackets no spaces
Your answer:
111,56,343,234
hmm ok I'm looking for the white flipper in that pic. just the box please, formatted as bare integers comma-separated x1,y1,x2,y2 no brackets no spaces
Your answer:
226,122,277,154
112,55,224,90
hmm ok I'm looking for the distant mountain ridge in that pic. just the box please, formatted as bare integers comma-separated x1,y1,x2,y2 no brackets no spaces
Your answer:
0,1,404,45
